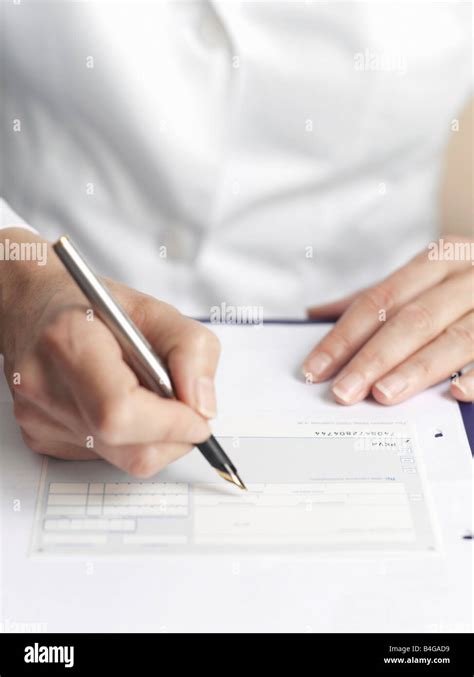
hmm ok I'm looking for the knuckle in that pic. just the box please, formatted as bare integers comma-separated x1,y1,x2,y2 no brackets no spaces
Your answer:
397,302,434,335
361,285,396,315
412,355,433,379
126,447,160,479
358,349,388,377
160,423,176,444
203,328,221,356
92,398,128,445
40,309,80,354
129,295,160,326
445,320,474,353
323,330,354,358
131,295,182,331
187,322,221,354
11,361,42,401
20,429,44,455
39,327,62,355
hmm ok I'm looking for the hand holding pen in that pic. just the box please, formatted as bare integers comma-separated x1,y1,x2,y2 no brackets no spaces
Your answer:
53,236,246,488
3,228,244,487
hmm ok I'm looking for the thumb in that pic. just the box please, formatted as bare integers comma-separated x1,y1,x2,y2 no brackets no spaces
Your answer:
166,323,221,420
133,296,221,419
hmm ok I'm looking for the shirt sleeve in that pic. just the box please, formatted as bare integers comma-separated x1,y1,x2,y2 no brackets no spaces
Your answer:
0,198,39,234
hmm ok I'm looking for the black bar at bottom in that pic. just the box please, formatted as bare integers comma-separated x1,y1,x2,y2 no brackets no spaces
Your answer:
0,632,472,675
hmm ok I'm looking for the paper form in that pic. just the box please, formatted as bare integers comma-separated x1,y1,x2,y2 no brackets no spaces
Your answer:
30,421,437,555
0,323,471,633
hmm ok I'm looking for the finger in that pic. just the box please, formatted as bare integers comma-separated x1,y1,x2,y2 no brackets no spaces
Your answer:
135,297,221,418
13,393,79,443
11,354,80,431
21,428,192,472
371,312,474,405
96,440,192,478
43,308,210,446
20,431,99,460
306,291,361,320
451,367,474,403
331,270,473,404
303,244,470,382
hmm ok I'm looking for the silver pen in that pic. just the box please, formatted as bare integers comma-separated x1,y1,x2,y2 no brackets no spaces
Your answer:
53,235,246,490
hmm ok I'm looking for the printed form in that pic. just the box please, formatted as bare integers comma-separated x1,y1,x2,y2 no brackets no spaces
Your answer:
31,420,436,555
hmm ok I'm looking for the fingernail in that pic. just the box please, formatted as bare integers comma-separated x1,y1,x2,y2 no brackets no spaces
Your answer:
374,373,408,400
303,352,332,380
195,377,217,418
332,372,365,403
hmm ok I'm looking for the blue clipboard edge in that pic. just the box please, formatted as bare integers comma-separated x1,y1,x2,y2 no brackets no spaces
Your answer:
194,317,474,457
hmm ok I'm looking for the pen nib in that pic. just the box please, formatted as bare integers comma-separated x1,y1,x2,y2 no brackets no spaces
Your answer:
217,468,248,491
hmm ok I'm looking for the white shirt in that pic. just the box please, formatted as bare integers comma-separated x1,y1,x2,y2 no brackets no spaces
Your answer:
1,1,472,316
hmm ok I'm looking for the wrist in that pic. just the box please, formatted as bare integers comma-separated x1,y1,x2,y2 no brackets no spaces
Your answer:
0,228,65,353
